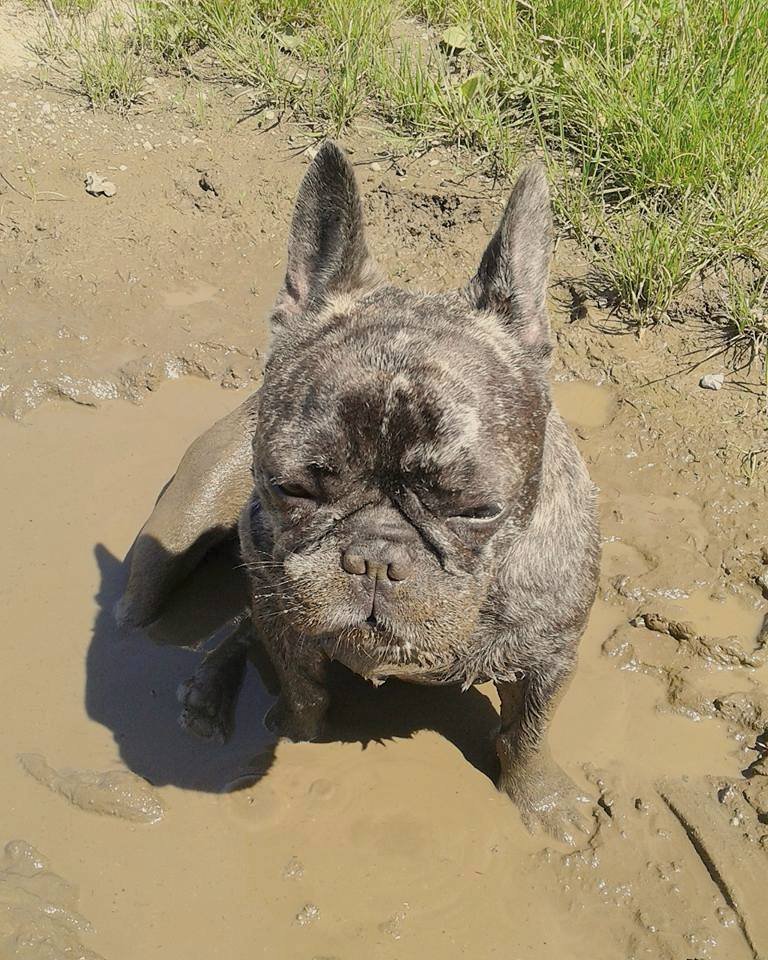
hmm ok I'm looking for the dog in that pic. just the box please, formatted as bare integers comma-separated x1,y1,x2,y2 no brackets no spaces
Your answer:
117,142,600,844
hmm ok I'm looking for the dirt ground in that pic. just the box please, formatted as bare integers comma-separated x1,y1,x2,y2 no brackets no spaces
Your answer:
1,6,768,959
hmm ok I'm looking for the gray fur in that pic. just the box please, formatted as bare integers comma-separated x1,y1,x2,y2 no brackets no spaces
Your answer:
118,142,600,844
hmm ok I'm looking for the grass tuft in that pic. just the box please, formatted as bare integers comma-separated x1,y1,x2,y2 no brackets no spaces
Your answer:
74,21,146,112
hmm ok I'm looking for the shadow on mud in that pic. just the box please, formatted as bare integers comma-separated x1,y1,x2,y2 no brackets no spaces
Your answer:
86,541,501,794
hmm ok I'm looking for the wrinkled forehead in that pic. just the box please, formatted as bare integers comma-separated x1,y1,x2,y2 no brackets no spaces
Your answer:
261,348,545,492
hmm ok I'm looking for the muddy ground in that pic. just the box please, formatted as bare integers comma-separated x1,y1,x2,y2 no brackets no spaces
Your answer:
1,6,768,959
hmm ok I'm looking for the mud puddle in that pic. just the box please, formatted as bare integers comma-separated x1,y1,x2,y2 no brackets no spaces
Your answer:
1,377,765,960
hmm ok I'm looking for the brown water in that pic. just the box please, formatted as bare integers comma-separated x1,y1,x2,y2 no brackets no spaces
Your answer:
2,378,765,960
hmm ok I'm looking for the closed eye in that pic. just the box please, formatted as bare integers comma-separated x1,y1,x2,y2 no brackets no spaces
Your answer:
454,502,504,520
271,480,316,500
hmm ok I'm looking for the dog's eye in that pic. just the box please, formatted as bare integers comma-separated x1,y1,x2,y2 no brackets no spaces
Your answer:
455,503,503,521
272,481,315,500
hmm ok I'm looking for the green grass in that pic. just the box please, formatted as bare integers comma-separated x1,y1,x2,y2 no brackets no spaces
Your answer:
21,0,98,14
26,0,768,352
55,0,98,13
75,21,146,111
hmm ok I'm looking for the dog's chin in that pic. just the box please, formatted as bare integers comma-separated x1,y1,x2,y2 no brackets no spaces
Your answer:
294,608,410,650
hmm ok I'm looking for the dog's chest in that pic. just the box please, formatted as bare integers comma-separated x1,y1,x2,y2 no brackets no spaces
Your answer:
323,638,452,685
321,631,522,688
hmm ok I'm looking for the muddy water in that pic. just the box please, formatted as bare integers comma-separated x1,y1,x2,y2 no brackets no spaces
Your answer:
2,377,766,960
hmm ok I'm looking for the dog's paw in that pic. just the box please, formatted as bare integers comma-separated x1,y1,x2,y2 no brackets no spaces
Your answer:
500,759,594,847
177,671,236,744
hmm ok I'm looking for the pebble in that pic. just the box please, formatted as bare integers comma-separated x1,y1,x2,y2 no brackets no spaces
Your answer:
699,373,724,391
370,162,382,172
142,140,153,151
84,172,117,198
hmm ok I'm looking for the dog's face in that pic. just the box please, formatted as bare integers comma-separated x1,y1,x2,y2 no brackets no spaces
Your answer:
250,144,553,663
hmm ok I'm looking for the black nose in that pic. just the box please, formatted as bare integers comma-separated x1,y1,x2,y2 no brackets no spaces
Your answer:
341,541,412,583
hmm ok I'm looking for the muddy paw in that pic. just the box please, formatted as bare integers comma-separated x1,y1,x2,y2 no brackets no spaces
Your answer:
177,672,237,744
500,760,594,846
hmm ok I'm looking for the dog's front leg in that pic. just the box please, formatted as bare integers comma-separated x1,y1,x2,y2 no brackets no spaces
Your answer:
177,615,251,743
263,638,330,743
496,661,593,845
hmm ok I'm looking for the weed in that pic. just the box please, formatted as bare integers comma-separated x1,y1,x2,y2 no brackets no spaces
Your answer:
53,0,98,14
596,202,705,321
75,21,146,112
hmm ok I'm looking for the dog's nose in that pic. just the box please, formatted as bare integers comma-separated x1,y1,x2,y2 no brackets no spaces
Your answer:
341,542,412,583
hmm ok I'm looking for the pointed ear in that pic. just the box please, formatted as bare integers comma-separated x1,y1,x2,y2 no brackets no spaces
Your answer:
273,141,378,326
466,163,553,356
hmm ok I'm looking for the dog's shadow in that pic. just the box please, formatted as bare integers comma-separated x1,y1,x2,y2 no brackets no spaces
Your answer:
87,542,502,794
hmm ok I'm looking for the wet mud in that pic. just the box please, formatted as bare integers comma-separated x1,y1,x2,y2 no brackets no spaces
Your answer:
0,840,102,960
18,754,164,823
2,8,767,958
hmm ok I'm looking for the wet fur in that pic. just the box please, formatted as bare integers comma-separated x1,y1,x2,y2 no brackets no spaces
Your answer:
118,143,600,844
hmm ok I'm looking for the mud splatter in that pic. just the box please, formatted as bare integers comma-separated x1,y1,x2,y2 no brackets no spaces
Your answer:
0,840,103,960
18,754,164,824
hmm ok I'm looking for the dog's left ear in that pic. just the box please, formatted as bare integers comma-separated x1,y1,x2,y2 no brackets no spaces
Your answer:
273,141,379,329
465,163,552,357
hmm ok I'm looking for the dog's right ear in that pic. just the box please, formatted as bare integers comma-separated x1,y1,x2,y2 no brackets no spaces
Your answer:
272,142,379,331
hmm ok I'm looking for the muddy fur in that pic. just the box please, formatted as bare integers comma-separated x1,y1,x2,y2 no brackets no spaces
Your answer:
118,142,600,843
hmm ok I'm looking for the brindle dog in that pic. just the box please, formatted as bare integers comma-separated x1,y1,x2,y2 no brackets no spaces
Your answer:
117,142,600,844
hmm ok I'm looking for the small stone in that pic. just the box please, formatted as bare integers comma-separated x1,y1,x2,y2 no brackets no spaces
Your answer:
40,102,51,115
370,162,382,172
295,903,320,926
699,373,724,391
305,144,320,161
142,140,153,151
84,171,117,198
263,109,276,121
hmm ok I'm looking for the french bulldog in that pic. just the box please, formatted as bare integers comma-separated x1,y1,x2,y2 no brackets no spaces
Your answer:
117,142,600,844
